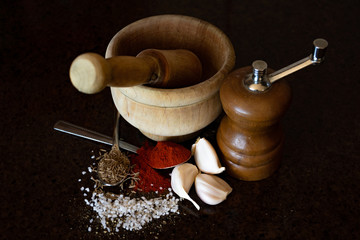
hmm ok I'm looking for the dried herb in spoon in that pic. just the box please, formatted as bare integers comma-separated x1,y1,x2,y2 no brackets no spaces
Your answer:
97,144,131,186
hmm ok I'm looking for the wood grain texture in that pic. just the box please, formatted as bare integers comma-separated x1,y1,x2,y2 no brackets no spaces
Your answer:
217,66,292,181
70,49,202,93
108,15,235,141
136,49,202,88
112,87,222,142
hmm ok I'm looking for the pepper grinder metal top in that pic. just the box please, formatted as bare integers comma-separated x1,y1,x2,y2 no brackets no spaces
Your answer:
245,38,328,92
217,38,328,181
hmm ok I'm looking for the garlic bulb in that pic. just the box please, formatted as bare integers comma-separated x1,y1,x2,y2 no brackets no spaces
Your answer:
195,173,232,205
192,138,225,174
171,163,200,210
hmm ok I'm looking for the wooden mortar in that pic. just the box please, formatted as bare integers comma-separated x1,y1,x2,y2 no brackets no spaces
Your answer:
107,15,235,142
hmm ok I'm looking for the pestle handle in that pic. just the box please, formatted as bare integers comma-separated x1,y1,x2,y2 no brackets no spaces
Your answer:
69,49,202,94
70,53,154,94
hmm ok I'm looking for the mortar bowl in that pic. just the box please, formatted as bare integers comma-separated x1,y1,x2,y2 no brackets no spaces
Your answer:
107,15,235,142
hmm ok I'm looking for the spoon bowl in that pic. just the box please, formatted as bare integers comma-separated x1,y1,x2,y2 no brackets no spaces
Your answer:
54,120,191,171
145,141,192,170
97,152,130,187
148,154,192,170
98,112,132,187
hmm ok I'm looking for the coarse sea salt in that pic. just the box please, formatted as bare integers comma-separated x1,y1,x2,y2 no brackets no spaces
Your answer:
85,190,181,231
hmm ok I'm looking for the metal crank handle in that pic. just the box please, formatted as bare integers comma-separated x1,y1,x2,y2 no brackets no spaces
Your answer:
268,38,328,83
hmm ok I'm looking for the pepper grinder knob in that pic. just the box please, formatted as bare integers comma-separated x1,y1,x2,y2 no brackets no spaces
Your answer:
311,38,328,64
245,60,270,92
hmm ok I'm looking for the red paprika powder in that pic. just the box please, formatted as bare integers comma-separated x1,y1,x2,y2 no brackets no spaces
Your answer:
130,141,191,193
147,141,191,169
130,142,171,193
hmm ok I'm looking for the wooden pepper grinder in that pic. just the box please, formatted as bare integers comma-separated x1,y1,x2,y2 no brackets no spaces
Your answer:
217,39,328,181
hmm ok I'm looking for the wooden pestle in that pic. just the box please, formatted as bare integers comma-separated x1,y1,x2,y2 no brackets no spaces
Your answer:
69,49,203,94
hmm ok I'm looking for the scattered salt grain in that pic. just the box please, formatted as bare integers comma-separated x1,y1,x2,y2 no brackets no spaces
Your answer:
81,149,181,233
85,191,181,231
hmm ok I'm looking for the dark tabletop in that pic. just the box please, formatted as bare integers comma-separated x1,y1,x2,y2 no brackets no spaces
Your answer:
1,0,359,239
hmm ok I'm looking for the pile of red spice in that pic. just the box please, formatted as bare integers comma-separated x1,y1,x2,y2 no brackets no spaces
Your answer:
148,141,191,169
130,141,191,193
130,142,169,193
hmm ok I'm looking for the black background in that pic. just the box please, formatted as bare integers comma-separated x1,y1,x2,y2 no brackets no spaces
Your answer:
1,0,359,239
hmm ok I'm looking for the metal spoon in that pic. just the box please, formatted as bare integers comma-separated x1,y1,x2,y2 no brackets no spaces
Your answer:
53,120,138,153
54,115,135,187
53,119,191,170
96,111,129,187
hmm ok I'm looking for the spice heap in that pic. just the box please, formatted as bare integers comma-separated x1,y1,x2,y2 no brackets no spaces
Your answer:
148,141,191,169
80,140,192,233
85,190,179,232
131,141,191,192
131,142,171,193
97,145,131,186
79,166,180,233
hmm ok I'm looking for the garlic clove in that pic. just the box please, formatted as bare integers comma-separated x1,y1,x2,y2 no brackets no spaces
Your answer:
195,173,232,205
192,137,225,174
171,163,200,210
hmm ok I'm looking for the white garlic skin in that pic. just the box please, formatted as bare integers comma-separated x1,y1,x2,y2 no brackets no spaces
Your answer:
171,163,200,210
195,173,232,205
192,138,225,174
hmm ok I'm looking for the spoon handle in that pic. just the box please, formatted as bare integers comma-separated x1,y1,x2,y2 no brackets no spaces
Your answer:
53,120,139,153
